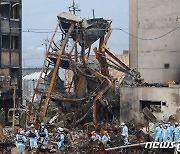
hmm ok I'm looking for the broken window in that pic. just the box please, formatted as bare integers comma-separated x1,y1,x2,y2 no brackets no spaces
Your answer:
164,63,170,69
11,3,20,19
2,35,10,49
0,3,10,18
11,36,19,49
140,100,162,113
11,68,19,85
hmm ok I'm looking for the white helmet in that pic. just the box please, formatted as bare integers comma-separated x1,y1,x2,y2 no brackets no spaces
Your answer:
20,130,25,135
121,122,125,126
41,123,44,126
58,127,64,132
175,122,178,125
30,124,35,128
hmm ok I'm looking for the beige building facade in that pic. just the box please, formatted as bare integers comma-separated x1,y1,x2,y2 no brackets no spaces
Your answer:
129,0,180,83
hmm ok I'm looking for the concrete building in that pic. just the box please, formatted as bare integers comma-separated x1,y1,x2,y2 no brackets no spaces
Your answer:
120,86,180,124
120,0,180,125
129,0,180,83
0,0,22,111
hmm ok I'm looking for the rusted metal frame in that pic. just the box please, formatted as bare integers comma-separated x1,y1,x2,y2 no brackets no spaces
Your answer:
42,23,75,118
104,27,112,45
72,107,92,126
69,35,80,55
86,46,91,59
107,57,135,77
75,73,83,94
34,89,87,102
97,37,109,76
28,22,60,122
37,97,43,117
93,47,98,59
92,71,113,126
69,55,96,78
68,57,78,94
68,75,75,93
104,46,130,70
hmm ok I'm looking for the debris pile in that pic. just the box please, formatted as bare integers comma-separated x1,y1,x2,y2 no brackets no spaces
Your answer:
28,12,142,130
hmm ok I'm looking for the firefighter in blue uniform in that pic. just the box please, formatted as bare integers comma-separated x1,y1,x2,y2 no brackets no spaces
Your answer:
39,123,48,145
26,124,39,150
16,129,27,154
55,127,65,150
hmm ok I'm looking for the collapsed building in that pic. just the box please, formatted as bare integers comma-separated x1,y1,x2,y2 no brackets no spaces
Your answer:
28,12,142,127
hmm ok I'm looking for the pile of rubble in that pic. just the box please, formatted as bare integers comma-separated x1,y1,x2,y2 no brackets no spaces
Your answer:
27,11,143,133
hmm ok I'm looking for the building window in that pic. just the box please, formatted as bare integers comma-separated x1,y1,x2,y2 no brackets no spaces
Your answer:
0,3,10,18
140,100,162,113
2,35,10,49
164,63,170,69
11,36,19,50
11,3,20,19
11,68,19,85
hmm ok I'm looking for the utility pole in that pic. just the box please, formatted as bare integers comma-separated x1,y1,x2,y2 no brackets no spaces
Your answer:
12,84,16,134
68,0,80,16
69,0,81,62
92,9,95,18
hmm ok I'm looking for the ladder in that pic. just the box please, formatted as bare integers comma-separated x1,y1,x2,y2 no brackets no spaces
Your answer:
28,22,75,123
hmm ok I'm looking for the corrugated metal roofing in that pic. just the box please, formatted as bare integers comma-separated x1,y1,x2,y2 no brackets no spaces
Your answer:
22,68,42,77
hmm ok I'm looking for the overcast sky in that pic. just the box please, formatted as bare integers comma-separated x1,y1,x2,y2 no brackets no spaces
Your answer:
22,0,129,67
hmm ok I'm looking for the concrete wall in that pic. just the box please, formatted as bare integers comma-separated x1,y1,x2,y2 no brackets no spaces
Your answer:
129,0,180,83
120,86,180,124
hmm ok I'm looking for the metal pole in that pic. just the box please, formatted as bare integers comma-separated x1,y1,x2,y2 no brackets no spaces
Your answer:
12,84,16,134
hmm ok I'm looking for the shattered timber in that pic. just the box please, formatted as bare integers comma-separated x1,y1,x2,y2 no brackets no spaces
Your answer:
28,12,142,127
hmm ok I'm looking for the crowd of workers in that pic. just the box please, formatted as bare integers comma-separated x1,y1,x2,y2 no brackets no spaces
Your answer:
15,123,65,154
15,121,180,153
154,122,180,142
90,122,130,147
15,122,129,153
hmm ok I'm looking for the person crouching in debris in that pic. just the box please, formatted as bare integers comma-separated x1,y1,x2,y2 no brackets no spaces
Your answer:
173,122,180,141
121,122,130,145
102,131,111,147
90,131,101,142
162,124,169,142
39,123,48,145
16,129,27,154
26,124,39,150
55,127,65,151
154,123,163,142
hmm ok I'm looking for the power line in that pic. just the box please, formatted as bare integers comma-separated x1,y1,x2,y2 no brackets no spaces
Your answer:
114,27,180,40
1,26,180,40
22,57,44,60
22,26,180,40
22,30,56,34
